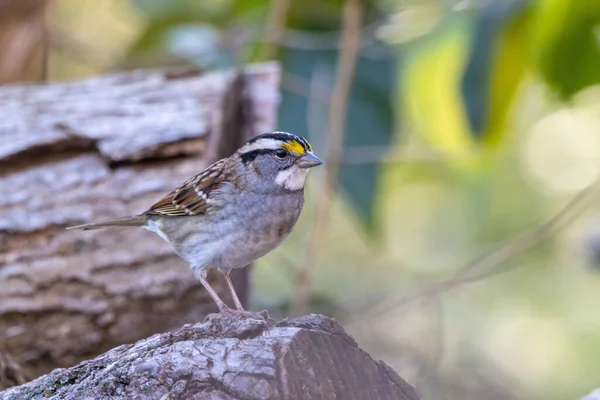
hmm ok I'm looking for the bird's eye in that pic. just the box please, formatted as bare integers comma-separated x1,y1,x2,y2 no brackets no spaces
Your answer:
275,149,287,159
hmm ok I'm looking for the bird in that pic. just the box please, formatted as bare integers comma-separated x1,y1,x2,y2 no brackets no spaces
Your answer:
67,132,322,318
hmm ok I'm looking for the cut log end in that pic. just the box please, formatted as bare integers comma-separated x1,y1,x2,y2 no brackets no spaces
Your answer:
0,314,420,400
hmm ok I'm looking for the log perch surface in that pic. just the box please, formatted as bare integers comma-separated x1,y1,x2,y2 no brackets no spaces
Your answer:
0,314,419,400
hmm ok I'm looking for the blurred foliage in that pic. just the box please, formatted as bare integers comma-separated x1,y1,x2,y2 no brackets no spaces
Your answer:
532,0,600,99
279,45,396,227
7,0,600,398
401,1,533,159
461,1,529,144
128,0,266,67
400,0,600,155
402,13,472,159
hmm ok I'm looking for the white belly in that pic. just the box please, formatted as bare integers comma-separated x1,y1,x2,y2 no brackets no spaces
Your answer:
146,191,304,273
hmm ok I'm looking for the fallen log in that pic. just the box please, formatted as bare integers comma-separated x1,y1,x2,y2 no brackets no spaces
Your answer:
0,63,279,380
0,314,420,400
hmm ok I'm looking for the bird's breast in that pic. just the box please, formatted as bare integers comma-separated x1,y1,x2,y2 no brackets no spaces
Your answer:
218,191,304,265
158,191,304,271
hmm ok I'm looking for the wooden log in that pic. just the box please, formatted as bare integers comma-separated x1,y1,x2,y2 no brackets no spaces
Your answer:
0,314,420,400
0,63,280,380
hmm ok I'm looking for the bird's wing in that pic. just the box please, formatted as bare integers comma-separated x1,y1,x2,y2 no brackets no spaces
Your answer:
147,159,229,216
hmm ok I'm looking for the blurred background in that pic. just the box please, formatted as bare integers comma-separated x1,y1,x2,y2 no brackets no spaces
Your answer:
2,0,600,399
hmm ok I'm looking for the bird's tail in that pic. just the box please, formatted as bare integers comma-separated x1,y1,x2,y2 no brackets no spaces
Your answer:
66,215,146,231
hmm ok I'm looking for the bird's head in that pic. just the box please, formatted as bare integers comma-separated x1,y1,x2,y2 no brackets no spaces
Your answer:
236,132,323,192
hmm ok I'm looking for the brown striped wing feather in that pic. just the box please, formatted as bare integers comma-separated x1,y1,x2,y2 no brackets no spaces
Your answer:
147,159,228,216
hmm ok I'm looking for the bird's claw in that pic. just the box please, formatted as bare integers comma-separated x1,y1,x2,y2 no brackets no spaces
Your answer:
203,307,269,322
220,307,266,320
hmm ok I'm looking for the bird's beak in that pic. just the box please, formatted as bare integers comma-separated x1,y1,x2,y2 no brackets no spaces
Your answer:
297,152,323,169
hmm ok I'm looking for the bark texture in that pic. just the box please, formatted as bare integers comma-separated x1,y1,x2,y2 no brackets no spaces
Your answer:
0,63,280,380
0,314,420,400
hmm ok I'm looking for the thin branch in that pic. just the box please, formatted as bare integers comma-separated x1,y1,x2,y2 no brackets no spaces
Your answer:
451,181,594,282
308,62,332,142
50,27,112,68
0,344,28,390
281,71,331,104
349,180,598,325
290,0,363,316
279,21,381,50
414,298,445,389
255,17,385,51
339,145,447,165
259,0,292,61
39,7,49,82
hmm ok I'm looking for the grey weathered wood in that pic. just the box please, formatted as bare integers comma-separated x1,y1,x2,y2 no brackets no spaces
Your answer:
0,314,420,400
0,63,280,380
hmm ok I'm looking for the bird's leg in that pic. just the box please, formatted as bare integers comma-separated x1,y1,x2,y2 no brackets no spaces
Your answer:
221,272,266,319
193,270,232,314
223,272,245,311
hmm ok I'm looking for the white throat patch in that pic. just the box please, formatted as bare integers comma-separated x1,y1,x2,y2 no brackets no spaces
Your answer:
275,166,310,191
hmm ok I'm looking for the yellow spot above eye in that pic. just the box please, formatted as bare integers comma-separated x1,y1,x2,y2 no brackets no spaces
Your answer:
281,140,306,155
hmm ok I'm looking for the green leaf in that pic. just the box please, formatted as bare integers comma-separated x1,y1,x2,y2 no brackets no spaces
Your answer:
279,42,397,229
400,2,531,160
532,0,600,99
401,13,473,158
461,1,530,145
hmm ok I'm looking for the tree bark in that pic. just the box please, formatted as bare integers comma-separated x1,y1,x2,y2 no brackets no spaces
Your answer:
0,63,280,380
0,314,420,400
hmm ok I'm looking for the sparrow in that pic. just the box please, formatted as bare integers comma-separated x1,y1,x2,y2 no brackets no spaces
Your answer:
68,132,322,317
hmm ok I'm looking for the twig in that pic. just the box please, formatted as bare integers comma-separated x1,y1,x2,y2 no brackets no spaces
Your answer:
306,60,333,135
279,21,380,50
451,181,594,282
50,27,112,69
290,0,363,316
340,145,447,165
350,180,598,325
0,344,28,390
281,71,331,104
39,7,49,82
255,17,385,51
259,0,292,61
414,298,445,389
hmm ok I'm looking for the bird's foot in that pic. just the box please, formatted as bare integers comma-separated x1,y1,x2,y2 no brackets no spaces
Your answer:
203,308,272,325
221,307,267,320
203,307,270,322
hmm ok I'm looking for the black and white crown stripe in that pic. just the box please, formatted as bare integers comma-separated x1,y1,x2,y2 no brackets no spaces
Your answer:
238,132,311,155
